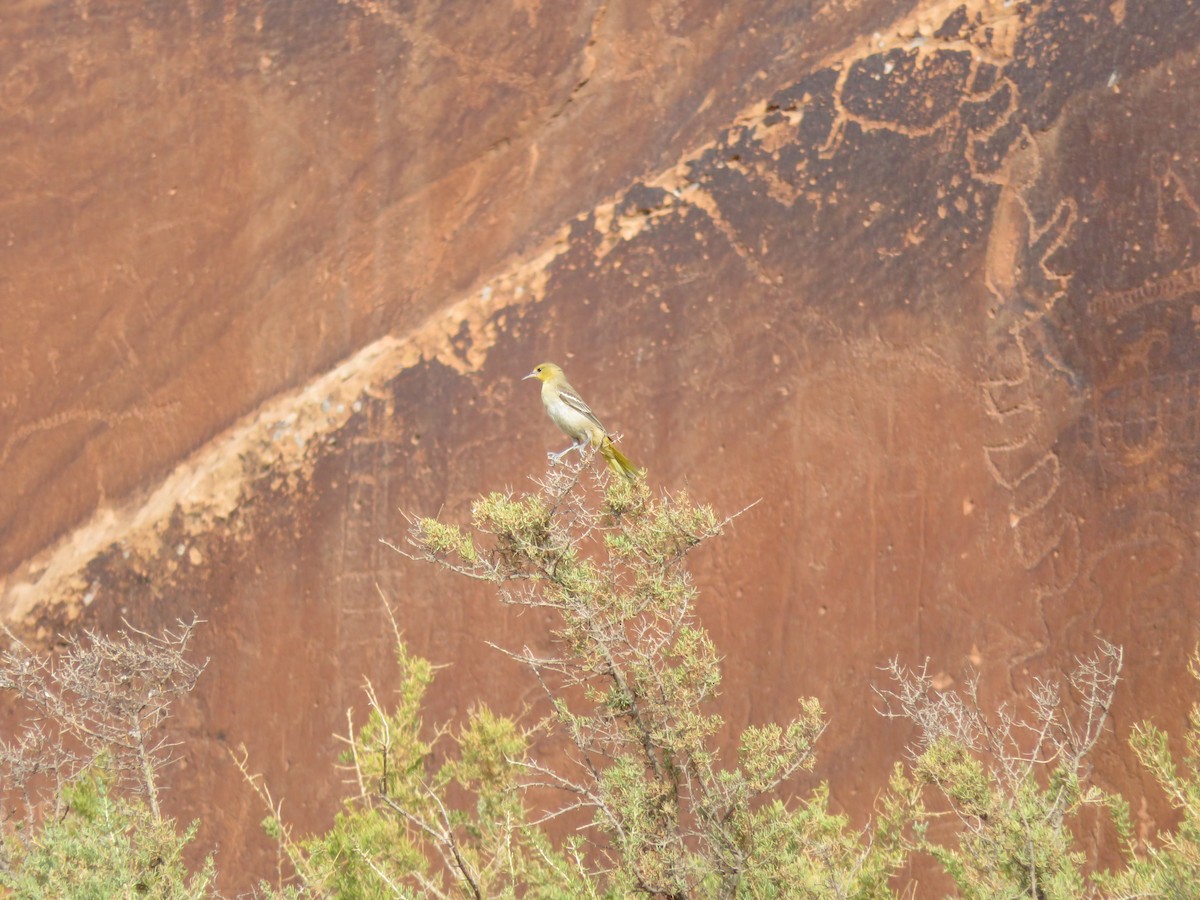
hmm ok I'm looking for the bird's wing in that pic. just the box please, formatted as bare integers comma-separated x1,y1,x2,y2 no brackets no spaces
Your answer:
558,386,608,432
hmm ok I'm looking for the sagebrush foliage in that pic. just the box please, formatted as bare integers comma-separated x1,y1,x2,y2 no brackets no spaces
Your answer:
0,766,215,899
0,621,214,898
12,465,1200,897
261,462,914,897
252,463,1200,898
878,644,1124,899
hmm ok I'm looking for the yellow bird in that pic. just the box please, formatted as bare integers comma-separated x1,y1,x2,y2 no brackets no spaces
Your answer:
523,362,639,480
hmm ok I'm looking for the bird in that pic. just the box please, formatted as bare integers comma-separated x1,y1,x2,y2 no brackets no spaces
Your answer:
523,362,639,481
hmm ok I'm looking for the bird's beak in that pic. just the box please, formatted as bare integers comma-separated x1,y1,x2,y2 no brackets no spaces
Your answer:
522,371,537,380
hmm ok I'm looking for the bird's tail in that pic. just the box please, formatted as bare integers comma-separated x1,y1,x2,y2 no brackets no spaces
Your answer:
600,437,640,481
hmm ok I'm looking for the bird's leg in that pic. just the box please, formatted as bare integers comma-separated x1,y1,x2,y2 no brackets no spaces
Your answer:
548,439,584,462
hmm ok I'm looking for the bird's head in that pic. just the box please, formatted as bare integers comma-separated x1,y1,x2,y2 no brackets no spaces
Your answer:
523,362,562,383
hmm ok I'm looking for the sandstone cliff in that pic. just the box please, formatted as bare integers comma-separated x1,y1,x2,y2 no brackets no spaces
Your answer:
3,0,1199,888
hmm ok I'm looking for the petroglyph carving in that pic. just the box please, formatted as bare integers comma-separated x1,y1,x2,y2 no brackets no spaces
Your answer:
608,0,1033,285
1092,157,1200,319
982,83,1200,598
1154,151,1200,262
820,41,1017,167
981,130,1081,590
1092,263,1200,319
1085,156,1200,481
1090,370,1200,474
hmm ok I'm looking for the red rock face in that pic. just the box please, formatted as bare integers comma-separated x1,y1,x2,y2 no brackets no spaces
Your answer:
4,0,1200,890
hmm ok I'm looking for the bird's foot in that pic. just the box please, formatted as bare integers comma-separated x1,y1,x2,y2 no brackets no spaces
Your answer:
548,442,583,464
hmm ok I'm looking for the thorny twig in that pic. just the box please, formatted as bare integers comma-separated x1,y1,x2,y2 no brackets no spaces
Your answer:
0,617,206,824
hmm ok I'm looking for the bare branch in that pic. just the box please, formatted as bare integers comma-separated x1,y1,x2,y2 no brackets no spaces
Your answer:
0,617,206,822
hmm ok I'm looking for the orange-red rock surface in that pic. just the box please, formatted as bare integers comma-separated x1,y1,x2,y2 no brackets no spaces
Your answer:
4,0,1200,889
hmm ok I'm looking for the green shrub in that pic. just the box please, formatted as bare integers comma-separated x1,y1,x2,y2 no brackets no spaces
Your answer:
259,461,913,897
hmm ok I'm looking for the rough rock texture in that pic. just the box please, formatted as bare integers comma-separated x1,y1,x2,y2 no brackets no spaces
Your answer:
4,0,1200,889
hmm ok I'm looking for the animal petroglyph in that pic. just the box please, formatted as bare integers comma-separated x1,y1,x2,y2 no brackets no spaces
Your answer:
1085,154,1200,483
